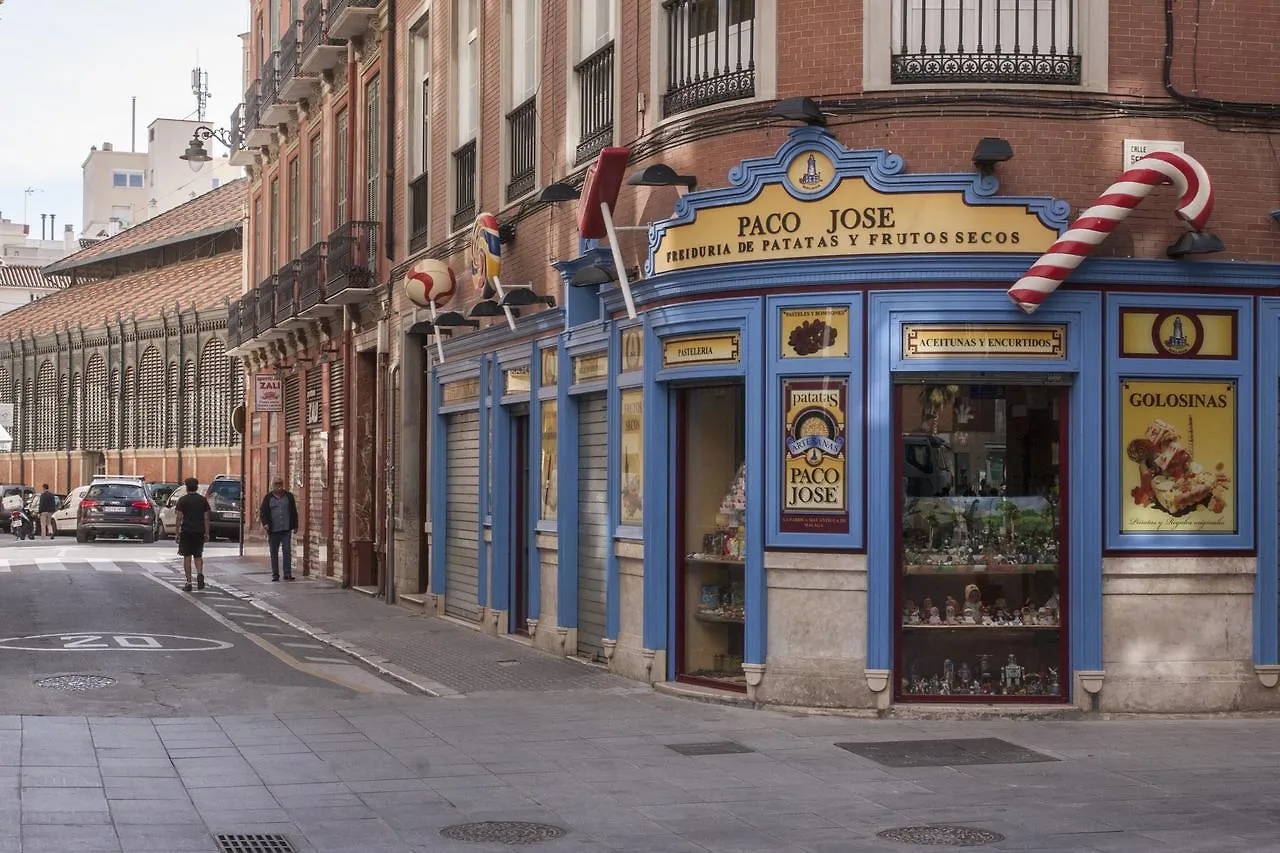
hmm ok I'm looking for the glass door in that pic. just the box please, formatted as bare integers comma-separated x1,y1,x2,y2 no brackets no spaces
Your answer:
896,382,1067,700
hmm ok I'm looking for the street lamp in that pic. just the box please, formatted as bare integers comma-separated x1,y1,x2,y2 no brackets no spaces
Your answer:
179,125,235,172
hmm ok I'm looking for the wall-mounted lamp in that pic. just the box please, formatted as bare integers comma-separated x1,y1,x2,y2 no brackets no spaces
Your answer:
406,320,452,336
468,299,517,319
500,286,556,309
569,264,617,288
1269,210,1280,225
538,182,581,203
178,125,235,172
431,310,482,329
972,137,1014,175
1166,231,1225,258
498,221,517,245
627,163,698,192
771,96,827,126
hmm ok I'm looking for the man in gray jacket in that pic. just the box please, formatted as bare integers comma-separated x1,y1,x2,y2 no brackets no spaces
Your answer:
258,478,298,582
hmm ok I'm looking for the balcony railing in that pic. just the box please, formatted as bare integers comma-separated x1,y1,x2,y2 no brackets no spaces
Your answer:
409,172,430,254
243,79,272,147
278,19,313,98
226,299,243,350
298,241,328,314
326,221,378,301
256,274,278,333
301,0,348,73
228,103,258,166
662,0,756,117
274,261,301,326
259,52,280,115
890,0,1082,85
574,42,614,166
506,97,537,200
241,289,259,339
451,140,477,233
328,0,380,39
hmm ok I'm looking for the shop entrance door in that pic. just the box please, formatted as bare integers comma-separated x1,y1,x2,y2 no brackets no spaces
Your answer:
674,383,747,691
576,394,609,660
896,381,1068,701
510,413,530,634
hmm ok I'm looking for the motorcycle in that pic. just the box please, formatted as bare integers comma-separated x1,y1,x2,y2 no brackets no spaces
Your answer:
9,508,33,540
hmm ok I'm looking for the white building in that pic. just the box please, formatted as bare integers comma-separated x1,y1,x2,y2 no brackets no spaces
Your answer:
0,259,68,316
0,215,77,266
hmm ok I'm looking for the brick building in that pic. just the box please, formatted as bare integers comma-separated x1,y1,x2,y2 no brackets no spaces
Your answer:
0,180,247,490
229,1,1280,713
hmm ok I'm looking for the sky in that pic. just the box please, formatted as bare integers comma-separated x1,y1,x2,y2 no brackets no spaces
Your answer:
0,1,247,238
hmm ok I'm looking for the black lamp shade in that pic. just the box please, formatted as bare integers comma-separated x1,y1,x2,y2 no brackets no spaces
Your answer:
772,96,827,126
627,164,697,190
180,139,212,163
1167,231,1224,258
538,182,581,203
972,137,1014,167
570,264,616,287
433,310,481,328
468,299,514,318
500,287,556,308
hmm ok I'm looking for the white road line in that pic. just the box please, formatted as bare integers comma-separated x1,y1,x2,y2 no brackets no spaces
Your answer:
35,560,66,571
0,560,10,572
280,642,326,649
90,561,122,573
303,656,352,664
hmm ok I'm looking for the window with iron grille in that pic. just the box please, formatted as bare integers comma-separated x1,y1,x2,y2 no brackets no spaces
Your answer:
121,366,136,449
365,74,381,223
335,109,349,226
69,372,81,450
254,196,264,282
309,134,323,244
229,359,244,446
306,366,322,429
138,346,164,448
329,360,344,428
108,369,119,450
662,0,756,117
36,361,56,452
270,177,281,274
198,339,231,447
182,360,195,447
85,354,107,449
166,361,179,448
57,372,67,450
285,373,301,433
11,378,21,453
289,156,301,260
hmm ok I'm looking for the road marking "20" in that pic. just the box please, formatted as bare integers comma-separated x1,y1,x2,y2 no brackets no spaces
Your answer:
60,634,163,649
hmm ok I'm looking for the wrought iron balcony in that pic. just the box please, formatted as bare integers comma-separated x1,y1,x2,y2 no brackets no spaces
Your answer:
226,298,243,350
889,0,1082,85
259,51,294,126
228,103,257,167
328,0,380,40
279,19,319,100
574,42,614,166
409,172,430,254
241,289,259,339
451,140,476,233
274,260,303,327
297,241,334,317
255,274,279,335
506,96,537,200
325,220,378,304
301,0,348,74
662,0,756,117
244,80,272,148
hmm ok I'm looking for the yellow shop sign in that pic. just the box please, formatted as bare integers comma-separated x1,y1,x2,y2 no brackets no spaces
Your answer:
902,324,1067,359
662,333,740,368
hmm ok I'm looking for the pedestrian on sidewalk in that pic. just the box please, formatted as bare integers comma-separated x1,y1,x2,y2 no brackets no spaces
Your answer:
174,477,210,592
37,484,56,539
259,478,298,582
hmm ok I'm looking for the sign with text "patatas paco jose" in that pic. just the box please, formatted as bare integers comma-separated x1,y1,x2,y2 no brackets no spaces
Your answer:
255,375,283,413
782,378,848,534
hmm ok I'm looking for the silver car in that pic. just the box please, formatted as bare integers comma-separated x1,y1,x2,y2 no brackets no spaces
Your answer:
159,485,206,539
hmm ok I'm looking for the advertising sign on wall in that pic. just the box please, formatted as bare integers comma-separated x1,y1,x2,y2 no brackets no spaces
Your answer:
781,378,848,534
780,307,849,358
1120,379,1235,534
255,375,283,413
619,389,643,526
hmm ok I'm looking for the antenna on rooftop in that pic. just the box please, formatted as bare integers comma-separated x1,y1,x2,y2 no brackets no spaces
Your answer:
192,67,211,122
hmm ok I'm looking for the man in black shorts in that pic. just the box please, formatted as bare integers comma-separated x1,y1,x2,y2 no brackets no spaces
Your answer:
174,477,211,592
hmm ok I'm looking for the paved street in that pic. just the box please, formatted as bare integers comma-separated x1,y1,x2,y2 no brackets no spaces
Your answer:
1,539,1280,851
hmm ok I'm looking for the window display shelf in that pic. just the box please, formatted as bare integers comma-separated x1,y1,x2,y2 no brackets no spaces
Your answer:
687,554,745,566
695,608,745,624
904,562,1058,575
902,623,1059,631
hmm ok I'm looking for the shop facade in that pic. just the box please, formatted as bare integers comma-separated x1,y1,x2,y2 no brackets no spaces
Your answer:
423,125,1280,714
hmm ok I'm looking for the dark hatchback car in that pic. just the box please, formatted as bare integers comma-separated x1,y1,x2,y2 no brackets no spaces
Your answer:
76,481,157,543
206,476,243,541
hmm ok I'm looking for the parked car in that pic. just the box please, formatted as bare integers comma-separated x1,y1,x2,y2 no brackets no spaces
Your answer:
76,479,158,543
147,482,180,507
206,475,243,541
52,486,89,536
0,485,33,532
26,491,65,516
159,484,205,539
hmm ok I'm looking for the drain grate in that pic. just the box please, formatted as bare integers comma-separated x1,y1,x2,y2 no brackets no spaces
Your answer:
215,834,296,853
877,825,1005,846
836,737,1056,767
35,675,116,691
666,741,754,756
439,821,567,844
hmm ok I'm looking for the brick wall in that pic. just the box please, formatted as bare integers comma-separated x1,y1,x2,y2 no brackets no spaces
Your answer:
0,449,241,494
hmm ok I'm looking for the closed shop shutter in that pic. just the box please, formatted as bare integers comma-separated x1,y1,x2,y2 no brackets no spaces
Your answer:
577,394,608,660
445,410,481,621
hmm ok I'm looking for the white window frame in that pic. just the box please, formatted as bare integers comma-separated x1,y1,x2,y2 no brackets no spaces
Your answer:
451,0,479,232
502,0,540,206
565,0,620,171
112,170,144,189
406,3,432,251
648,0,776,133
863,0,1109,92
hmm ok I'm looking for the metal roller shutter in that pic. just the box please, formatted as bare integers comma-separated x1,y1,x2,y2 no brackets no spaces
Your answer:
577,394,608,660
445,411,481,621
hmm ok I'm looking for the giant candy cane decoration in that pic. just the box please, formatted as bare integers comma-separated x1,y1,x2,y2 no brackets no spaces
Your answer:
1008,151,1214,314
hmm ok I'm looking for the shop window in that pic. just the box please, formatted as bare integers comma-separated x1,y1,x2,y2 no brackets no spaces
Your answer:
898,383,1066,700
619,388,643,525
540,398,558,520
678,384,746,688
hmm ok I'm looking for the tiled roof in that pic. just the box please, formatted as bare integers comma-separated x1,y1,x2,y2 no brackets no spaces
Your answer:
0,264,69,289
0,251,240,338
44,178,248,274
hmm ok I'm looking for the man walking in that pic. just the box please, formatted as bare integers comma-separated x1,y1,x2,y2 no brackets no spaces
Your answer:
37,484,57,539
174,478,210,592
259,478,298,582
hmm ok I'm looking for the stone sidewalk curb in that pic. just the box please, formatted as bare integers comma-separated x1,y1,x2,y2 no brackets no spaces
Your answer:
200,574,457,698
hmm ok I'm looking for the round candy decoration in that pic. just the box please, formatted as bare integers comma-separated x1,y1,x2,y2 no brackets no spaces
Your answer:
468,212,502,290
403,259,456,309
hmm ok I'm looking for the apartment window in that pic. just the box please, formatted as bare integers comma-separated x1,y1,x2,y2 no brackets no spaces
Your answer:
662,0,756,117
365,74,381,222
288,156,300,260
112,170,144,188
253,196,264,280
269,0,279,45
309,134,323,244
410,18,431,249
335,109,349,226
574,0,614,165
506,0,538,200
269,177,280,275
452,0,478,231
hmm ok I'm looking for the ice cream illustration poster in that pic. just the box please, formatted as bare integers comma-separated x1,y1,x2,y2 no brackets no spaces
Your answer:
1120,380,1235,534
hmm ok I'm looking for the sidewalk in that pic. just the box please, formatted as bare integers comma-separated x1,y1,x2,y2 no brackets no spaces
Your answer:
203,550,626,697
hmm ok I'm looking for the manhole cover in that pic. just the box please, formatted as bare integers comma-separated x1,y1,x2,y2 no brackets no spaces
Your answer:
439,821,567,844
877,825,1005,846
667,741,753,756
34,675,116,691
215,834,296,853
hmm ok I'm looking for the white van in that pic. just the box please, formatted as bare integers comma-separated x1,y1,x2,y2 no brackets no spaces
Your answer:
52,486,89,536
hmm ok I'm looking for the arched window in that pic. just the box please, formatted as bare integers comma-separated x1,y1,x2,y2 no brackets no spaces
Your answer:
137,347,164,448
182,360,195,448
166,361,179,448
229,358,244,446
121,366,136,448
198,338,231,446
85,354,107,450
109,368,120,450
22,377,32,452
36,362,55,452
69,372,81,450
57,372,67,450
0,367,11,451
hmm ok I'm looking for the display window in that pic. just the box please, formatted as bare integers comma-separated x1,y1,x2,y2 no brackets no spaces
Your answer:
676,384,747,690
895,381,1067,701
540,399,558,519
619,389,644,525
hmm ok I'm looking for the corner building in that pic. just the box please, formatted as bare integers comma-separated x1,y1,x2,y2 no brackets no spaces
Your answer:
235,0,1280,713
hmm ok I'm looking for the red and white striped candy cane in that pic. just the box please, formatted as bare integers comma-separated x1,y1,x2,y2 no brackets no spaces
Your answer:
1008,151,1214,314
